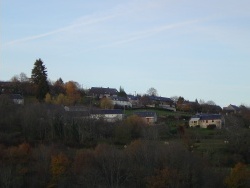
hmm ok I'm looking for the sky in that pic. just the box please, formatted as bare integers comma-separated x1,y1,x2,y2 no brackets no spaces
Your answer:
1,0,250,107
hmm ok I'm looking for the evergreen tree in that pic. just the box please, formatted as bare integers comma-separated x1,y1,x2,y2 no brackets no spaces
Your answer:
118,86,127,98
31,59,49,101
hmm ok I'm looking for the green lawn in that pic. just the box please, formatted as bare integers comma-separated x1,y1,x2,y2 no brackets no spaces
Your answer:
124,108,194,117
194,139,227,150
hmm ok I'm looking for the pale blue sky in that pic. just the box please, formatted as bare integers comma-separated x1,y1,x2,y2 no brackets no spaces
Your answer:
1,0,250,107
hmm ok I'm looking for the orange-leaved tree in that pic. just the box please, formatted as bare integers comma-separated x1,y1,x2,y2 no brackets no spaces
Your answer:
64,81,81,105
49,152,70,188
224,162,250,188
147,168,180,188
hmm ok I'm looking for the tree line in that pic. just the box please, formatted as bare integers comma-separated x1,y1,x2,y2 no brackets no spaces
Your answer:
3,58,242,111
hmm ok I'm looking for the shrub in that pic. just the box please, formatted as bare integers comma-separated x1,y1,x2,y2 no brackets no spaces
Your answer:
207,124,216,129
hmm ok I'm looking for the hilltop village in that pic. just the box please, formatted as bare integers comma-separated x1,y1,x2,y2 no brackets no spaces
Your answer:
0,60,250,187
0,79,246,128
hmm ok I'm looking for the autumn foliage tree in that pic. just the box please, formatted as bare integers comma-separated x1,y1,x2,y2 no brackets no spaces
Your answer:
49,152,70,187
0,142,32,187
147,168,180,188
45,93,53,104
100,97,113,109
224,162,250,188
44,80,84,105
125,115,146,139
53,78,65,96
64,81,81,105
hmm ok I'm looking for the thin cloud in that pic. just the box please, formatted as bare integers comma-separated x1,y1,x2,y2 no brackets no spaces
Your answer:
3,1,162,47
4,14,116,47
98,19,202,49
4,1,174,46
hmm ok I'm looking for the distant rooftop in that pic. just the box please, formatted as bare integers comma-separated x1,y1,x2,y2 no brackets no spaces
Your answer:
191,114,222,120
149,96,173,102
89,87,118,95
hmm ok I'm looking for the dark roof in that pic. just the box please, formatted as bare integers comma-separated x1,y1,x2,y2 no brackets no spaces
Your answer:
111,96,128,101
230,104,240,110
0,81,12,86
89,87,118,95
91,109,123,115
223,104,240,111
127,95,138,100
65,111,90,117
149,96,173,103
134,111,156,117
191,114,222,120
183,101,199,105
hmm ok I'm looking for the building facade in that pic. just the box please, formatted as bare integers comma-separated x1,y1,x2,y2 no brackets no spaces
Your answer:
90,109,124,122
134,111,157,125
189,114,224,129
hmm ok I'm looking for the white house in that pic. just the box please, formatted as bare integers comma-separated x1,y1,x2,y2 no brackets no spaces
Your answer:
110,96,132,108
90,109,124,122
189,114,224,129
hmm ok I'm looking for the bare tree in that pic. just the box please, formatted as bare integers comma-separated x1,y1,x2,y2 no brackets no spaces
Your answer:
199,99,205,104
171,96,179,103
10,75,20,82
19,72,29,82
206,100,216,105
147,87,158,96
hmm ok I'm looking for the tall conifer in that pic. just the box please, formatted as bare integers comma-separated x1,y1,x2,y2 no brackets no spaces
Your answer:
31,58,49,101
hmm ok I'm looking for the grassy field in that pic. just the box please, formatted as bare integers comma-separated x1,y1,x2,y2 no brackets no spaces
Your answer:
124,108,194,117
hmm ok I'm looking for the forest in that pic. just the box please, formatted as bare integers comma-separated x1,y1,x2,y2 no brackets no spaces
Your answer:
0,59,250,187
1,96,250,187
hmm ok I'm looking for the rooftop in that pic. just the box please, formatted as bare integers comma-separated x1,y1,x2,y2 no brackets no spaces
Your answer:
91,109,124,115
89,87,118,95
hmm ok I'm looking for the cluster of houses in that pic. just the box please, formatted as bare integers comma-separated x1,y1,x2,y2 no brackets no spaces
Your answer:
63,87,165,125
0,85,244,128
65,87,238,128
89,87,175,111
64,106,157,125
71,87,245,128
65,104,227,128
